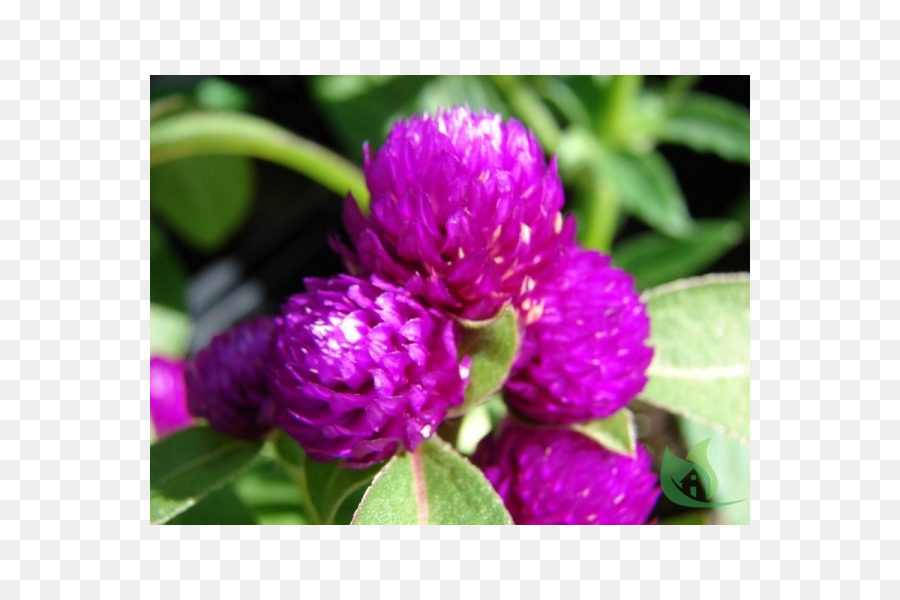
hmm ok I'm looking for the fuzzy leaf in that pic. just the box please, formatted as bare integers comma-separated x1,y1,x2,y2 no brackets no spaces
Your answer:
450,307,519,417
639,273,750,441
571,408,637,457
352,437,513,525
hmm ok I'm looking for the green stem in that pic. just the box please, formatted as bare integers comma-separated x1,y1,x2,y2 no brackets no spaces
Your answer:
580,173,619,253
269,432,323,525
491,75,561,152
150,111,370,211
597,75,643,144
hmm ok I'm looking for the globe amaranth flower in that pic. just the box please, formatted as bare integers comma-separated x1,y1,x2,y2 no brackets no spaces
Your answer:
150,356,194,438
472,418,660,524
504,246,653,424
335,106,576,322
269,274,470,468
185,316,278,440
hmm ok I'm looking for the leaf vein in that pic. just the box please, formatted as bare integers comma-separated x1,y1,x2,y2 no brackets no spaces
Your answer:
410,448,429,525
649,363,748,380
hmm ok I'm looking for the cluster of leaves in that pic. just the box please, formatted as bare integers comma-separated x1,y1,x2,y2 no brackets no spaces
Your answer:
149,76,749,525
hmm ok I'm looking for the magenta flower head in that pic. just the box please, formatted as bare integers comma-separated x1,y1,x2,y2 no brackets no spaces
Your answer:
269,274,470,468
472,418,660,524
505,247,653,424
336,106,576,322
185,316,278,440
150,356,194,438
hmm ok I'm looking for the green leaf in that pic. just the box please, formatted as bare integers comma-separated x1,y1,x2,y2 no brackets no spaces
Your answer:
613,219,743,290
151,154,253,251
150,111,368,209
165,484,258,525
557,128,693,240
662,75,702,109
150,426,264,524
332,486,368,525
533,76,594,130
273,433,380,525
639,273,750,441
659,92,750,163
232,459,310,525
150,302,191,357
571,408,637,457
558,75,610,116
450,307,519,417
679,419,749,524
150,224,188,312
352,437,513,525
598,150,693,237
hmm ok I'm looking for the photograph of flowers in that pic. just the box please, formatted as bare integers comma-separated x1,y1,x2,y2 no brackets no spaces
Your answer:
149,75,750,526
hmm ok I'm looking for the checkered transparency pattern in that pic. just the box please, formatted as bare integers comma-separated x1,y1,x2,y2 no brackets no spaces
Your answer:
0,0,895,597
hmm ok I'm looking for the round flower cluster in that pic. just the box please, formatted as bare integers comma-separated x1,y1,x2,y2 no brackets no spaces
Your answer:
268,275,470,467
472,418,660,525
505,246,654,424
335,106,576,322
171,106,658,523
185,316,279,440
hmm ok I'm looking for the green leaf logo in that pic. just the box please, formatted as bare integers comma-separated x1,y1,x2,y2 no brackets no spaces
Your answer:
660,439,744,508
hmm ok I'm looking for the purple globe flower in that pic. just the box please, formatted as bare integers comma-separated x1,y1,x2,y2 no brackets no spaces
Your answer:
150,356,193,438
185,316,278,440
269,274,470,468
472,418,660,525
336,106,576,322
505,247,653,424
